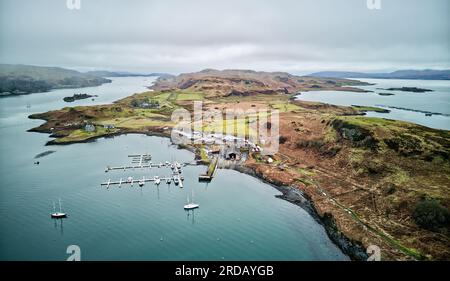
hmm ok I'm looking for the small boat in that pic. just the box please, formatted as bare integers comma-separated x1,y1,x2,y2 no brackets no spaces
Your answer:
139,177,145,187
127,176,133,183
154,176,161,185
166,177,171,184
184,203,199,210
173,177,179,185
51,199,67,219
184,190,199,210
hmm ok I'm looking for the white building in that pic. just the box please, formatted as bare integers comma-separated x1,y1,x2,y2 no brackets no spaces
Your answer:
84,124,96,132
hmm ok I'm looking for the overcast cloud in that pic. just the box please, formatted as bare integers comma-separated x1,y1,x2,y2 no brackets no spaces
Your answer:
0,0,449,74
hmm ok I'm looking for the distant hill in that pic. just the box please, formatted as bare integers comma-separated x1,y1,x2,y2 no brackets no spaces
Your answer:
308,69,450,80
0,64,111,97
152,68,372,96
86,70,173,79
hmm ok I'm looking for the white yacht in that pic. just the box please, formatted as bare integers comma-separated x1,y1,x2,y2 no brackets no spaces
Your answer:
51,199,67,219
154,176,161,185
184,190,199,210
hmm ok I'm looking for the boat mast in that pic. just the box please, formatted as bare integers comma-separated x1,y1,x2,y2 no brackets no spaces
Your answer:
59,198,62,213
53,201,56,213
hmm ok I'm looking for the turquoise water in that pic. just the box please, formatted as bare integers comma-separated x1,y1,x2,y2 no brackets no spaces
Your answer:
0,77,347,261
296,79,450,130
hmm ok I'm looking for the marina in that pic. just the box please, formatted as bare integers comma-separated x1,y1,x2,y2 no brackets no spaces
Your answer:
102,154,185,188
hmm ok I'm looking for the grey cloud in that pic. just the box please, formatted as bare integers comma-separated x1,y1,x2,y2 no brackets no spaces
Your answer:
0,0,449,73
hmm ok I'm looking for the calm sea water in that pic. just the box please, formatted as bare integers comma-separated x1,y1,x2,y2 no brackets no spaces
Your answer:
296,78,450,130
0,77,347,260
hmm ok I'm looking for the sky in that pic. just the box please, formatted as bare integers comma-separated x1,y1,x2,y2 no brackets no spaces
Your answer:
0,0,449,74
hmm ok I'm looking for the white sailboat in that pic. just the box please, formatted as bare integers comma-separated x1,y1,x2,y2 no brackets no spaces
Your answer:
184,189,199,210
179,178,183,188
154,176,161,185
51,198,67,219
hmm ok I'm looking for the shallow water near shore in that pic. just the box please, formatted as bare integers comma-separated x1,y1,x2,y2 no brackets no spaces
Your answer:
296,78,450,130
0,77,348,260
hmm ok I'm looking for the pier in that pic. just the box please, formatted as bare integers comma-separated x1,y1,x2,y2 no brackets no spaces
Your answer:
198,158,218,182
101,154,184,188
105,154,182,172
106,162,174,172
101,175,184,188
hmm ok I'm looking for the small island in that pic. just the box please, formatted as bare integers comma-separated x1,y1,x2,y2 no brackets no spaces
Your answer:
384,87,433,93
63,93,98,102
34,150,56,159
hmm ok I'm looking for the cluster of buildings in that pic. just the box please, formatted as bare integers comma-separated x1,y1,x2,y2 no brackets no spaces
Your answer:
84,123,115,132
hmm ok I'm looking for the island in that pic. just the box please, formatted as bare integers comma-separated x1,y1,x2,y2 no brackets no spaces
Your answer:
384,87,433,93
28,69,450,261
63,93,98,102
34,150,56,159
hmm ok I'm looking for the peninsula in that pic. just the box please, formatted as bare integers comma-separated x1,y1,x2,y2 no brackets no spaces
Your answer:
28,69,450,261
0,64,111,97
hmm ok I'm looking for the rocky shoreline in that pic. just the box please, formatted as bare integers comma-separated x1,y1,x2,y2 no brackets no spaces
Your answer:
28,127,171,146
231,164,368,261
